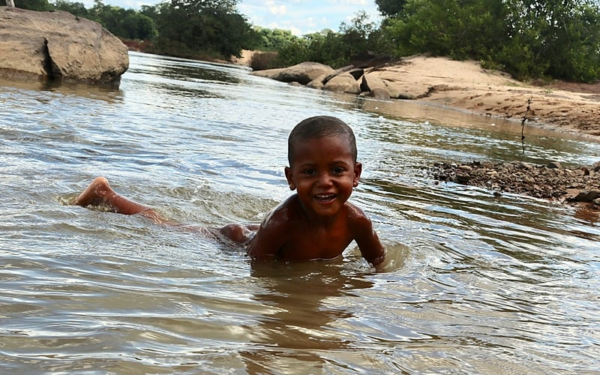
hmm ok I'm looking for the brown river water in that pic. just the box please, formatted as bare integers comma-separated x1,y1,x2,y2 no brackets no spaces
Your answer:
1,52,599,374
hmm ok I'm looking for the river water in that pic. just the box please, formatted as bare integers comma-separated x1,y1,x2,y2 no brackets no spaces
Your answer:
1,52,599,374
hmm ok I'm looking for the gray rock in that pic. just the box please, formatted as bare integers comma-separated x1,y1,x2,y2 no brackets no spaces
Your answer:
370,87,390,100
323,72,361,94
252,62,334,85
547,161,563,169
0,7,129,85
306,74,326,89
361,73,387,92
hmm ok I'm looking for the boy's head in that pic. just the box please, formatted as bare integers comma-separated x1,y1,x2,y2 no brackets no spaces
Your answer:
288,116,357,166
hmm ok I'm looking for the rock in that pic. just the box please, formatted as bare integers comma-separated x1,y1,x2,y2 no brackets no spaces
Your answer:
370,87,390,100
252,62,334,85
306,74,326,89
427,159,600,205
323,72,361,94
0,7,129,85
547,161,563,169
323,65,354,84
361,73,387,92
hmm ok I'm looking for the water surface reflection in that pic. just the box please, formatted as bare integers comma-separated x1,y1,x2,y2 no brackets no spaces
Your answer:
0,51,598,374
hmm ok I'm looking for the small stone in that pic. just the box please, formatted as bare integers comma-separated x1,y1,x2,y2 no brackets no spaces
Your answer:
588,190,600,201
547,161,563,169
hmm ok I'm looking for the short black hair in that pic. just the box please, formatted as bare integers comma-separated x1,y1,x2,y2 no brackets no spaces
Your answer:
287,116,357,165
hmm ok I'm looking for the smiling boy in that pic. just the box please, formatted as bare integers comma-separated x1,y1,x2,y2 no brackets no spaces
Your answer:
73,116,386,268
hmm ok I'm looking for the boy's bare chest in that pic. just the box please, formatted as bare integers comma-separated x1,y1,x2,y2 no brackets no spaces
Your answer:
277,223,354,261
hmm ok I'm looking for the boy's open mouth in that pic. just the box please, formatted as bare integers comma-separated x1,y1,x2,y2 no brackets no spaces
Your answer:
314,193,336,203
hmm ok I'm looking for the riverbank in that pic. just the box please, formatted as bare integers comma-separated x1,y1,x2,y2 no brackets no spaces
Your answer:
236,52,600,139
427,160,600,211
380,56,600,138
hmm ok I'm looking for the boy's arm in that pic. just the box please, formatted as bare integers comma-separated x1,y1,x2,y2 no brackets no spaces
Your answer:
353,215,386,269
245,210,288,261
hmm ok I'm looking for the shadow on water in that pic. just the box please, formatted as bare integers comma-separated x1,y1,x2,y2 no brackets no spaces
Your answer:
240,261,375,373
0,76,124,103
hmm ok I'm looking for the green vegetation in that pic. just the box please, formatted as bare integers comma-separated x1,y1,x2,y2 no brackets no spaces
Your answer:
12,0,600,83
384,0,600,82
274,11,392,68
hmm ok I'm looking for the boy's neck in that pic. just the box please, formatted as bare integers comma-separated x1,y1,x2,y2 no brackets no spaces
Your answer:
295,195,345,228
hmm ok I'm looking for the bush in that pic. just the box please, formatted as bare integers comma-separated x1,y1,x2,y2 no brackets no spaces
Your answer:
250,52,279,71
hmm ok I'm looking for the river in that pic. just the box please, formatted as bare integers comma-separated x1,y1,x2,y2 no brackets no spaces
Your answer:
1,51,599,374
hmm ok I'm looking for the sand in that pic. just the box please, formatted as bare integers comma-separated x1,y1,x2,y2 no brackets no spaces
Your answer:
379,55,600,138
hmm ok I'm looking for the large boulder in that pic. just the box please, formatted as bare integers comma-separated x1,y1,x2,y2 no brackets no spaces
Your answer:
0,7,128,85
323,72,361,94
252,62,334,85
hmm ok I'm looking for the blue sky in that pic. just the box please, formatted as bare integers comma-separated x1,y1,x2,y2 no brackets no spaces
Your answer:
82,0,382,36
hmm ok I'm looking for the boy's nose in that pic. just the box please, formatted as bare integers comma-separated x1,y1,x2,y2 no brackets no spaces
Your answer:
317,172,333,186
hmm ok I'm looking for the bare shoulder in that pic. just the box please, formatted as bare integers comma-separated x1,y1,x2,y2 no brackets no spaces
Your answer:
246,195,299,260
260,194,300,230
344,202,372,226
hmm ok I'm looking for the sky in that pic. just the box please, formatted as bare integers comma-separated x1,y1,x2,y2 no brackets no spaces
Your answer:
81,0,382,36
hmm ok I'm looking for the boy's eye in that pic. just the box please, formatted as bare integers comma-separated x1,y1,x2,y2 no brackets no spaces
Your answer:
302,169,315,176
332,167,346,174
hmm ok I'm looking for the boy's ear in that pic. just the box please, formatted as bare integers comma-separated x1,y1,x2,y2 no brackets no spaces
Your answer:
284,167,296,190
353,162,362,187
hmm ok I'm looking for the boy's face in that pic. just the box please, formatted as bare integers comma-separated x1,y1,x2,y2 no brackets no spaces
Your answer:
285,135,362,219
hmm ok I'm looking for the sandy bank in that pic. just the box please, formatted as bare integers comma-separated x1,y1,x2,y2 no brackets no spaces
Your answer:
379,56,600,138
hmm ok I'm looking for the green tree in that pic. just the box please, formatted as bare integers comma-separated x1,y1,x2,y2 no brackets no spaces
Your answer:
16,0,52,11
500,0,600,81
151,0,258,59
275,12,388,68
383,0,600,82
375,0,408,17
53,0,88,17
253,27,300,51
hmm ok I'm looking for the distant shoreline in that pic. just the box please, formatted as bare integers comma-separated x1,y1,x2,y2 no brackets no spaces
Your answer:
235,51,600,139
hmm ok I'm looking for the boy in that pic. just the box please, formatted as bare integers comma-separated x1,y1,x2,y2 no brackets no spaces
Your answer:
73,116,386,268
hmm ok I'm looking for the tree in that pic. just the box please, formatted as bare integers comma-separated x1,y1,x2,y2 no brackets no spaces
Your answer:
382,0,600,82
375,0,408,17
54,0,88,17
151,0,258,59
15,0,52,10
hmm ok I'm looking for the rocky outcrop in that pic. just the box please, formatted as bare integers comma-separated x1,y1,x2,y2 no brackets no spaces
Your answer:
0,7,128,85
323,72,361,94
250,57,413,99
251,62,334,85
428,160,600,205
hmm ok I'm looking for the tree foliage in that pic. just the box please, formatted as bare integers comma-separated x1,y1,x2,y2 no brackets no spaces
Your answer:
148,0,258,59
383,0,600,82
275,11,389,68
15,0,52,11
375,0,408,17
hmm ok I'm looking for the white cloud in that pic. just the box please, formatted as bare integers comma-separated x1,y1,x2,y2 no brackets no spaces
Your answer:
266,1,287,15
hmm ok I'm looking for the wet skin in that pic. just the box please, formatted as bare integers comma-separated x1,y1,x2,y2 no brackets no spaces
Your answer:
73,136,385,267
246,135,385,266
